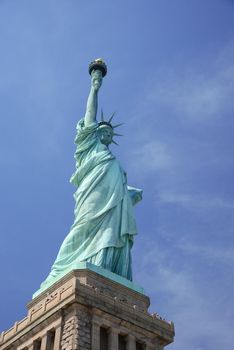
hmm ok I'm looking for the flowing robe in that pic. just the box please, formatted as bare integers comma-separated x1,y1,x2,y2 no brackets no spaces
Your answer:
41,119,142,287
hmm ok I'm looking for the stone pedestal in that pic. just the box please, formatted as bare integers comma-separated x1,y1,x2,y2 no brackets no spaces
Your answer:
0,268,174,350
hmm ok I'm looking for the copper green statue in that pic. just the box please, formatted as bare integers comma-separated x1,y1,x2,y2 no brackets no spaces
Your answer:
40,59,142,289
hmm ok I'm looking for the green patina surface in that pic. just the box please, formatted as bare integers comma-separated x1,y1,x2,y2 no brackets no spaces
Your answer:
33,263,145,299
36,60,142,297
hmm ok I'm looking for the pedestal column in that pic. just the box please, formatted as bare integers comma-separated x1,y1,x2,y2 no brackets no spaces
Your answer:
127,334,136,350
54,326,62,350
108,328,118,350
91,320,101,350
40,334,48,350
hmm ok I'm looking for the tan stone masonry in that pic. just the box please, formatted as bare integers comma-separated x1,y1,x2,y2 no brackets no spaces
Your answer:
0,269,174,350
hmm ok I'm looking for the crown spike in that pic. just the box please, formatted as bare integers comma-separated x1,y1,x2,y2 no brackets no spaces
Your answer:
112,140,119,146
113,133,123,136
108,112,115,124
113,123,124,129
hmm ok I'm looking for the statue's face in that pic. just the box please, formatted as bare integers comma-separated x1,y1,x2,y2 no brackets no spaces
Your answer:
98,125,113,146
92,69,103,90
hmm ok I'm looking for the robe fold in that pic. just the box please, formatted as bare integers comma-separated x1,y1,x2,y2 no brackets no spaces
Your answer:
41,119,142,287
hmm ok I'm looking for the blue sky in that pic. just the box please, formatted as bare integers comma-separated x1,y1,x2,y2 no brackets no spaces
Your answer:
0,1,234,349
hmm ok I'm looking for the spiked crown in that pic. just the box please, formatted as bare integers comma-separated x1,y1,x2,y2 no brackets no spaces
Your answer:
98,109,123,145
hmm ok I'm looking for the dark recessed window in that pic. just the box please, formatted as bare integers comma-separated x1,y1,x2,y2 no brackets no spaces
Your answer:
47,329,55,350
100,327,108,350
136,341,145,350
118,334,127,350
33,339,41,350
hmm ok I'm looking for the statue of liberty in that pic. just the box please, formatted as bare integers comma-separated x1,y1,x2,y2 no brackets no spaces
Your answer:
41,59,142,289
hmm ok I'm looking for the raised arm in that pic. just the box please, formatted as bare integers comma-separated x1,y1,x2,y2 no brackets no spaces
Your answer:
84,69,103,127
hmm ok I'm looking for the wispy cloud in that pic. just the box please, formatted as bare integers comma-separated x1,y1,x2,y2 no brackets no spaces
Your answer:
176,240,234,266
129,140,176,179
135,243,234,350
147,41,234,122
157,193,234,210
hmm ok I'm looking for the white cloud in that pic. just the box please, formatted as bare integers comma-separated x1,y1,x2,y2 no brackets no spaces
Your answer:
136,243,234,350
176,240,234,266
157,193,234,210
147,41,234,122
129,140,175,177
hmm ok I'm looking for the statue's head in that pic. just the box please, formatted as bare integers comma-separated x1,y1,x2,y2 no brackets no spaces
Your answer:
91,69,103,90
98,124,113,146
97,110,123,146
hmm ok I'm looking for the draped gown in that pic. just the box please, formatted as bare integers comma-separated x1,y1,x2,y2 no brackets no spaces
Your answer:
41,119,142,288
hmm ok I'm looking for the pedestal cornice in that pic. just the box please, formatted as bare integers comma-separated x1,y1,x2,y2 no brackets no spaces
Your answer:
0,268,175,350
